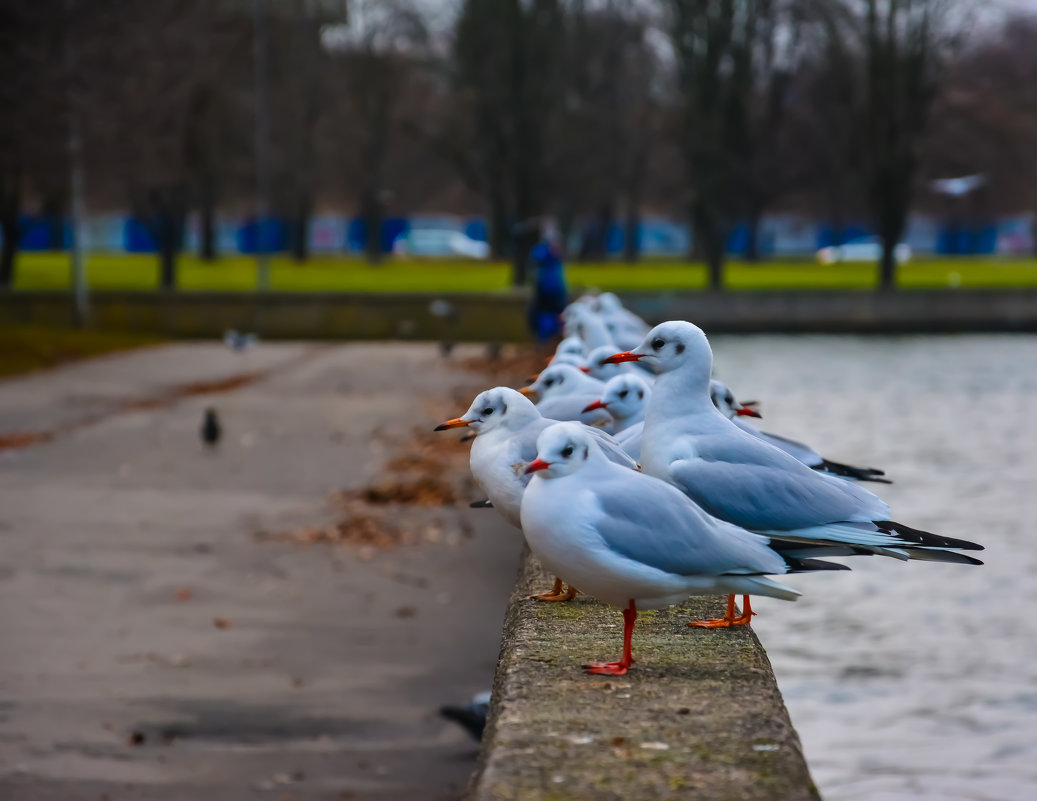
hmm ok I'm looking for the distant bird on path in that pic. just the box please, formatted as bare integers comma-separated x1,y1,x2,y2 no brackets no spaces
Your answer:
201,408,222,449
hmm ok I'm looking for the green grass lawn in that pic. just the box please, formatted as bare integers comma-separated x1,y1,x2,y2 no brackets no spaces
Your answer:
11,251,1037,292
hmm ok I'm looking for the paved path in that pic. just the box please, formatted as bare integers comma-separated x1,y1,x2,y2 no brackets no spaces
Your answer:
0,343,520,801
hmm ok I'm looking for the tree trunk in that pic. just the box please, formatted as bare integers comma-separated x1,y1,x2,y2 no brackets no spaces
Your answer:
744,205,763,262
878,237,897,291
159,237,177,289
198,178,217,261
0,217,17,288
290,194,310,263
488,190,509,260
511,227,534,288
42,196,64,251
623,200,640,264
362,189,382,265
693,203,726,290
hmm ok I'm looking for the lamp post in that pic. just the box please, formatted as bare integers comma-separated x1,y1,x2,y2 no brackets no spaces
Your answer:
253,0,271,290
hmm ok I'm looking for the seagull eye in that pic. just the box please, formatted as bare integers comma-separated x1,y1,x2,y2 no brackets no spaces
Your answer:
545,378,554,387
651,337,665,350
561,445,574,458
618,390,628,399
482,407,494,416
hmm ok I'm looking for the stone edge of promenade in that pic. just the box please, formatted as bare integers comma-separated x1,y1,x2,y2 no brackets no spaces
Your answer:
4,288,1037,339
467,551,821,801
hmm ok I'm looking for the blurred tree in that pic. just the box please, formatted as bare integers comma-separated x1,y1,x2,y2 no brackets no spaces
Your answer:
0,0,65,287
662,0,776,287
322,0,428,264
856,0,954,289
453,0,565,285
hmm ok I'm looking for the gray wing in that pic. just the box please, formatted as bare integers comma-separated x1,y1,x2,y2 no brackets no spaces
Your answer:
615,422,642,459
594,470,787,577
671,430,889,531
583,427,639,470
537,395,614,430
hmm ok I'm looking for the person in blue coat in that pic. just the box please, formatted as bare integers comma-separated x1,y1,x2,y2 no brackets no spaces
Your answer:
527,222,567,341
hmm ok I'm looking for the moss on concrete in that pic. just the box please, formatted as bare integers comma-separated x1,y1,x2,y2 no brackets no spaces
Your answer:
469,552,821,801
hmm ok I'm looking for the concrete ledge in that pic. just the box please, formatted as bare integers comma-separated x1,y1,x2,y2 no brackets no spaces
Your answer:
470,552,820,801
4,288,1037,339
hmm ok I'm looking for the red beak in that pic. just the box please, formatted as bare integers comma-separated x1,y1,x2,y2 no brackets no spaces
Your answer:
524,458,551,474
582,399,608,413
735,407,762,418
603,351,642,364
578,366,592,374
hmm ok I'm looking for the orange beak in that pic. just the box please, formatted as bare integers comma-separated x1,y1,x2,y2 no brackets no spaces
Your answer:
735,407,762,418
518,385,538,398
603,351,642,364
524,458,551,474
434,417,470,431
582,399,608,413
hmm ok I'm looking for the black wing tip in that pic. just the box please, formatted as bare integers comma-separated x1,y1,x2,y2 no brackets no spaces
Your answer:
469,499,493,508
874,520,985,551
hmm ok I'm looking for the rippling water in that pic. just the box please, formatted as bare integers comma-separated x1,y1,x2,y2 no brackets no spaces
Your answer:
711,334,1037,801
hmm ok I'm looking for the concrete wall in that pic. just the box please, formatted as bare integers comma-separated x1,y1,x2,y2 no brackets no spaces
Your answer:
468,553,820,800
4,289,1037,340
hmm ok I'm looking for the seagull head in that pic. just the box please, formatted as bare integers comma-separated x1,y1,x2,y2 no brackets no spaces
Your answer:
584,373,650,419
604,321,712,380
709,379,761,419
585,345,626,381
554,336,585,359
597,292,622,313
525,422,595,478
520,363,595,401
434,387,538,435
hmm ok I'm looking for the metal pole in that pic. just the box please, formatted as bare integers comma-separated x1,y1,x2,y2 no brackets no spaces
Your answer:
65,0,88,324
253,0,271,291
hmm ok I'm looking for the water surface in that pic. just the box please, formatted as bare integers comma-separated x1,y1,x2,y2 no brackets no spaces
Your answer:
713,334,1037,801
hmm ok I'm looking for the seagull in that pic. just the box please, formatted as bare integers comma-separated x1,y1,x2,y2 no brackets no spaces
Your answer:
604,321,983,626
550,337,586,366
710,379,890,483
596,292,650,349
200,408,221,449
434,387,638,601
564,305,616,355
583,373,651,435
583,344,645,383
521,423,849,675
520,364,613,430
223,330,258,351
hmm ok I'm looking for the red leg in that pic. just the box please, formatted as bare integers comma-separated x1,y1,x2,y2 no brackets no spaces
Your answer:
731,595,755,625
689,594,755,628
585,599,637,675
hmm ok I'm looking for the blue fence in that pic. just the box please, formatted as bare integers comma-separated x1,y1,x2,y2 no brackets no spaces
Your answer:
8,213,1032,257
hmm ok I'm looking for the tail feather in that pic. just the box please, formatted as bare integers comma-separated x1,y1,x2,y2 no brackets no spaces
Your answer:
782,555,852,574
816,459,891,484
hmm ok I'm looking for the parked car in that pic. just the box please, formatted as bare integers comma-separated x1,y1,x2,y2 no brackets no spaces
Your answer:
392,228,490,259
817,235,911,265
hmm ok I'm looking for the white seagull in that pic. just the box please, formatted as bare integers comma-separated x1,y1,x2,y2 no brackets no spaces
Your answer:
435,387,638,600
583,373,651,435
709,379,890,483
604,321,983,626
520,364,613,430
521,423,849,675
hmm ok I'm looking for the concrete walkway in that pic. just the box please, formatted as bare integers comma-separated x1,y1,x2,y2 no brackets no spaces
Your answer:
0,343,520,801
